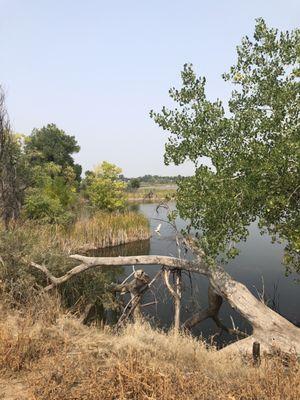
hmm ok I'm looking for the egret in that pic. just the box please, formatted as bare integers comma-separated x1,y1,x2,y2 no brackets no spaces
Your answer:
155,223,162,234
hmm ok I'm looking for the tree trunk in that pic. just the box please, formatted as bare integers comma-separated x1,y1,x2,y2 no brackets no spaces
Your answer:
174,270,182,332
209,265,300,354
0,88,22,228
130,293,142,322
163,269,182,333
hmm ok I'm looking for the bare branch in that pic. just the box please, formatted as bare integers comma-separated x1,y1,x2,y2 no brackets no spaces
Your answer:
70,254,207,274
116,270,162,328
163,269,178,299
30,262,58,284
30,262,87,291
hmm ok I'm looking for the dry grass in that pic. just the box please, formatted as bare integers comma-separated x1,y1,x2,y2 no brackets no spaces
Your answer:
0,295,63,374
0,299,299,400
0,211,150,255
68,211,150,251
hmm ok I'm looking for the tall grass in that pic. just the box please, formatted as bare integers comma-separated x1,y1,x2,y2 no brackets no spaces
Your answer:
0,300,299,400
0,211,150,254
68,211,150,251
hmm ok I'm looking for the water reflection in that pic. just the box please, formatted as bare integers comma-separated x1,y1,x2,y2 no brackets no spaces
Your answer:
87,239,150,257
87,203,300,346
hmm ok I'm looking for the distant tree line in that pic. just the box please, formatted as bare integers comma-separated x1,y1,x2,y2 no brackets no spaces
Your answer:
121,174,184,184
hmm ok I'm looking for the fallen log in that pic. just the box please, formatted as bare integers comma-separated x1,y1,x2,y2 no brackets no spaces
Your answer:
31,253,300,355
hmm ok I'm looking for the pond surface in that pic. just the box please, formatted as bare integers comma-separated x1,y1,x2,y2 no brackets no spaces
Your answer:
97,203,300,345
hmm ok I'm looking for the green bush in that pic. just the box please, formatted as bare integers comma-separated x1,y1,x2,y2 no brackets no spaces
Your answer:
85,161,126,212
24,190,66,223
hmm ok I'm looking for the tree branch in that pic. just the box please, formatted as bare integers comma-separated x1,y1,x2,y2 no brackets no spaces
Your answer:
69,254,206,274
163,269,178,299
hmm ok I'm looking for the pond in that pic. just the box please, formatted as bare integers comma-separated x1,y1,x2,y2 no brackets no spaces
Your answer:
96,203,300,346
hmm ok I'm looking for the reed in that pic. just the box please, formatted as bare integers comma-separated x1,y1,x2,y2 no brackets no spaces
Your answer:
0,211,150,254
67,211,150,251
0,212,149,313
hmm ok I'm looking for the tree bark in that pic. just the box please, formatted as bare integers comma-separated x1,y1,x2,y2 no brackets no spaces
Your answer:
163,269,182,332
209,264,300,354
183,284,222,330
174,271,182,332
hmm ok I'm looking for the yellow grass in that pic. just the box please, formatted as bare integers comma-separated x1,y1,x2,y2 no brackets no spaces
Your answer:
0,297,299,400
0,211,150,255
68,211,150,251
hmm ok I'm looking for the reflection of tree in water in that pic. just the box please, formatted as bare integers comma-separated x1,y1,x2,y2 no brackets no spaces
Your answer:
87,239,150,257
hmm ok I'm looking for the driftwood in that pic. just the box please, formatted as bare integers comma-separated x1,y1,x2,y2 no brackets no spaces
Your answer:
31,251,300,355
110,269,151,323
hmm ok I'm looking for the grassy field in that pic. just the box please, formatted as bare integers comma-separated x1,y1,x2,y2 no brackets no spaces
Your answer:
0,296,299,400
127,184,177,202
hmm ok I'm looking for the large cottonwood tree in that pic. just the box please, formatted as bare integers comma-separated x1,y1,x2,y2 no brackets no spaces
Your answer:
151,18,300,273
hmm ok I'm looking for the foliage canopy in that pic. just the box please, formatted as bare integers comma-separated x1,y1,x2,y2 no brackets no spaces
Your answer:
24,163,77,224
86,161,126,212
151,19,300,271
21,124,81,223
128,178,141,190
25,123,82,182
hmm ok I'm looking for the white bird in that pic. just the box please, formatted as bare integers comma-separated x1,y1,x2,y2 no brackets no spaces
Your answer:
155,223,162,234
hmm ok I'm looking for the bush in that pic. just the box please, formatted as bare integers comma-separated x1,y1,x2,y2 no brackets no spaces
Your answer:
85,161,126,212
24,190,71,224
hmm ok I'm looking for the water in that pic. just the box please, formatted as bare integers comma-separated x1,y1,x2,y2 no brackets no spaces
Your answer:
96,203,300,345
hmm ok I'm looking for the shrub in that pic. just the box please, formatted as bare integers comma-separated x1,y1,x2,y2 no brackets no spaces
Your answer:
85,161,126,211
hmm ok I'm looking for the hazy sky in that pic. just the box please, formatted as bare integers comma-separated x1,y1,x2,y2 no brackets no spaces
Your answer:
1,1,299,176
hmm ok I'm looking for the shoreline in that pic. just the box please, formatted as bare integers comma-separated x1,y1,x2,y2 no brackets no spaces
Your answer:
75,236,151,253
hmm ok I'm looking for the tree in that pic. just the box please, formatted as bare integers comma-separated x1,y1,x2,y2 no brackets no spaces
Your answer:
151,18,300,272
24,163,77,224
128,178,140,190
0,87,26,228
25,123,82,182
23,124,82,223
149,19,299,351
86,161,126,211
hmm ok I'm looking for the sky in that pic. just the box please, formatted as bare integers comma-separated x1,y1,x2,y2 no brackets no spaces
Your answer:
1,0,299,177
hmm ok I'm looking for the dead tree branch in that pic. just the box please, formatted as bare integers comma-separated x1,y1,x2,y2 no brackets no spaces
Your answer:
163,268,182,332
30,252,300,355
30,255,207,292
